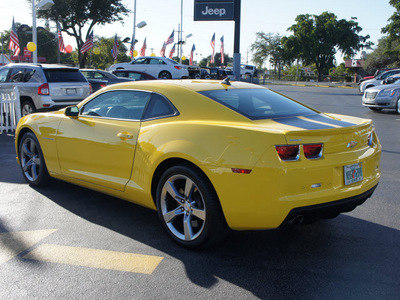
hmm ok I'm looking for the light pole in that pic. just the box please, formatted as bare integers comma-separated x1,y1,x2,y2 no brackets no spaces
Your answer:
131,0,146,53
32,0,54,63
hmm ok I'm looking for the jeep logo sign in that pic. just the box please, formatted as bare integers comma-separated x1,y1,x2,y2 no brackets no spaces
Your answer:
194,1,234,21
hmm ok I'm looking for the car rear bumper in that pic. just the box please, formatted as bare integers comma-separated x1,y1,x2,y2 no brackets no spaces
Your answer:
280,184,378,226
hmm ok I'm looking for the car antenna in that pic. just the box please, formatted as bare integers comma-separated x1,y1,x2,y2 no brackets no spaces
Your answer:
221,77,231,86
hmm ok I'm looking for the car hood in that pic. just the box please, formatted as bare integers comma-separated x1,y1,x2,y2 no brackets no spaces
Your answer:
365,83,400,92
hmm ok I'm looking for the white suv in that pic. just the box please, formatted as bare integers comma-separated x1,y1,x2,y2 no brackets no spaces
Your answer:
108,56,189,79
0,64,91,116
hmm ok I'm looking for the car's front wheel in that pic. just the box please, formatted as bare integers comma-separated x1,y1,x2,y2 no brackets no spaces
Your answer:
19,132,50,186
158,71,172,79
156,165,228,248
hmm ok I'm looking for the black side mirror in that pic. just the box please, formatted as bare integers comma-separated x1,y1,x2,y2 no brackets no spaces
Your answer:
65,106,79,118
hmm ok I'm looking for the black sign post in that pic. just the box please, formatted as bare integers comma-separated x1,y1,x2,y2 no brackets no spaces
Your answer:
194,0,241,80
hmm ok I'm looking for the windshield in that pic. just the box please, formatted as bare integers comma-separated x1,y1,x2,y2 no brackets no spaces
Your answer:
44,69,87,82
199,88,317,120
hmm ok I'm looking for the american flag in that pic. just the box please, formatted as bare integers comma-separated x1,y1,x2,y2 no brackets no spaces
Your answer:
140,38,147,56
58,25,66,53
160,42,166,57
166,30,174,45
169,43,176,59
9,17,20,57
210,33,215,64
80,30,94,53
129,34,135,58
220,35,224,64
111,34,119,59
190,44,196,66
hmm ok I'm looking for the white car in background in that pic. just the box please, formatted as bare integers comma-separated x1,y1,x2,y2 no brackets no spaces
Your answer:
108,56,189,79
359,69,400,93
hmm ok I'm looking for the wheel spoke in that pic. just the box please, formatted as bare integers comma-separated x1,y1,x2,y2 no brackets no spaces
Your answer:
31,163,39,180
22,143,33,159
163,207,184,223
165,180,185,204
191,206,206,221
184,178,195,199
183,214,194,241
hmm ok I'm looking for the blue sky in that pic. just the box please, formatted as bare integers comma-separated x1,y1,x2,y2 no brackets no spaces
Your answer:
0,0,395,66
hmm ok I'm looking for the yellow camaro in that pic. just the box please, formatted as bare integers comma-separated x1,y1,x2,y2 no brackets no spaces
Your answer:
15,79,381,248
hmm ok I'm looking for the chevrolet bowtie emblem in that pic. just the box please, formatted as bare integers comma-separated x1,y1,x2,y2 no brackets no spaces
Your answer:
347,141,358,148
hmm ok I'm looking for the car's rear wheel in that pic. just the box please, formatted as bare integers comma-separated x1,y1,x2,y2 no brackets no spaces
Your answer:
158,71,172,79
156,165,228,248
396,98,400,114
19,132,50,186
21,99,36,116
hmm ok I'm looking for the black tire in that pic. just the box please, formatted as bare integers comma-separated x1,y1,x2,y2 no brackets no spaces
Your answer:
194,74,201,79
204,75,211,80
21,99,36,116
156,165,229,248
368,107,382,112
19,132,50,187
158,71,172,79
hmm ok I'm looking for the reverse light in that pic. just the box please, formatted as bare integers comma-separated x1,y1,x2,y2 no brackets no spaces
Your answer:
275,145,300,161
303,144,323,159
38,83,49,95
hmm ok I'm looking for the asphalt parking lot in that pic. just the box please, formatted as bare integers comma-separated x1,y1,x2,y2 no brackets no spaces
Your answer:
1,84,399,299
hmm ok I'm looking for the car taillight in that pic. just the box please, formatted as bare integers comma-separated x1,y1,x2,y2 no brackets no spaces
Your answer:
89,83,93,94
174,66,182,70
303,144,323,159
275,145,300,161
38,83,49,95
100,83,107,88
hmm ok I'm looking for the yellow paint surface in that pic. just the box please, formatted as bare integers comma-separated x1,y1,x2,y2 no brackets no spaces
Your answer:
0,229,57,265
23,244,163,274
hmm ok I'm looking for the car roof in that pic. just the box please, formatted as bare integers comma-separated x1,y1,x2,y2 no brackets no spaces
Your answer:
5,63,80,70
103,79,263,93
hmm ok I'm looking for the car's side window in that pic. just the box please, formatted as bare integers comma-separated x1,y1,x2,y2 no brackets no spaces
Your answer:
133,58,148,65
0,68,9,82
9,67,25,82
94,72,104,79
142,93,177,120
23,68,36,82
81,90,151,120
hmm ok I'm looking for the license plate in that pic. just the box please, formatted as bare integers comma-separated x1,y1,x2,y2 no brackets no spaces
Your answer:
344,163,363,185
66,88,77,95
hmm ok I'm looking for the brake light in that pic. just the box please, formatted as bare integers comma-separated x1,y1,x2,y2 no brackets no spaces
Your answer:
89,83,93,94
174,66,182,70
100,83,107,88
275,145,300,161
38,83,49,95
303,144,323,159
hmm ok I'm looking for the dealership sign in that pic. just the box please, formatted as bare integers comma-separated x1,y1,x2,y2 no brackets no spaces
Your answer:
194,0,234,21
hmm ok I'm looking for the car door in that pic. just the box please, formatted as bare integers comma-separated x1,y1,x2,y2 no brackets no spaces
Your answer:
130,58,149,74
56,90,151,191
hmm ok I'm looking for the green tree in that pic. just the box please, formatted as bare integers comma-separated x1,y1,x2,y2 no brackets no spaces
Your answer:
36,0,129,68
198,53,232,67
1,23,58,62
89,36,129,69
363,37,400,72
250,32,286,79
382,0,400,62
282,12,371,81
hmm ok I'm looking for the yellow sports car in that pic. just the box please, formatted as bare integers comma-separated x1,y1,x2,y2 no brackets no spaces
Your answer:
15,79,381,248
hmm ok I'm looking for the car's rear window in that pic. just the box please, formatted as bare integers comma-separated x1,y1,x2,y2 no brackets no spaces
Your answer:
43,69,87,83
199,88,317,120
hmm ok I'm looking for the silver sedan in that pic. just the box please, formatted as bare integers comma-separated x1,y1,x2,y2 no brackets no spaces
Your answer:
362,80,400,114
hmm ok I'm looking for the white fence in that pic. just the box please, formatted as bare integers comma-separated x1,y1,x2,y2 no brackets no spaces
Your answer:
1,87,21,133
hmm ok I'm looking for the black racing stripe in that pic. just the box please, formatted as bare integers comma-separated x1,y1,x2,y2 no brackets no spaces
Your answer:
273,117,335,130
306,114,356,127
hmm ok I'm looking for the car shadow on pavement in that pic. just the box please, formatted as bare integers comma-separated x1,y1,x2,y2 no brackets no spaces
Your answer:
31,179,400,299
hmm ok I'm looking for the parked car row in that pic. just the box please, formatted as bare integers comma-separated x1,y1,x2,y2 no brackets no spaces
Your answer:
361,69,400,114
